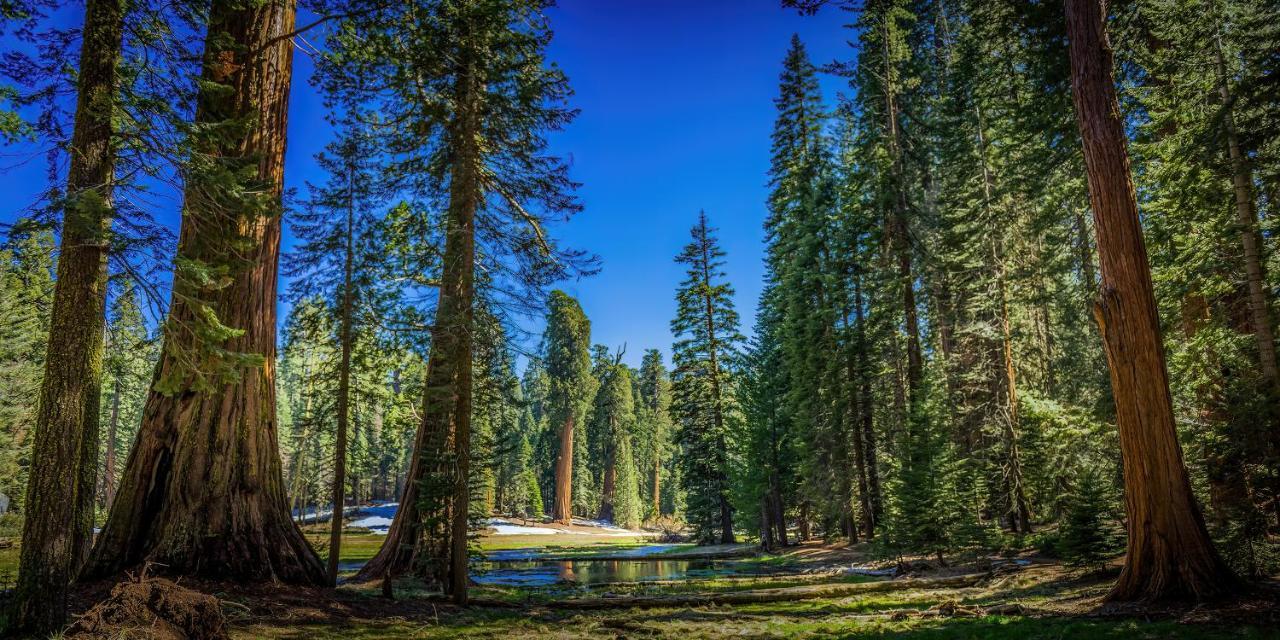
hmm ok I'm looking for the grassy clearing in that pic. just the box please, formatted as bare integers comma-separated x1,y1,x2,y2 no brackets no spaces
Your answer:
229,543,1280,639
0,545,16,580
233,587,1280,640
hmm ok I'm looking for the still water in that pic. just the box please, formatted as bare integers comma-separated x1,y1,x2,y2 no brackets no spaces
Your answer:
472,546,745,587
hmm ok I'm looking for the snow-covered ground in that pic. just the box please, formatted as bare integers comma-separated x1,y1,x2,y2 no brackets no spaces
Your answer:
484,517,642,536
485,519,563,535
348,503,398,533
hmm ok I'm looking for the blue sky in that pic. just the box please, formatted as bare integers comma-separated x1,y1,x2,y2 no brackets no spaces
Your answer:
2,0,853,370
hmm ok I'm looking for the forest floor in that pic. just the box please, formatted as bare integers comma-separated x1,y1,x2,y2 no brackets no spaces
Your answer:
6,518,1274,638
216,538,1280,639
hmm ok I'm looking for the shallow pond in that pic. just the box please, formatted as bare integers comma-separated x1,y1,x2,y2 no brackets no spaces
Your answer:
472,545,763,587
473,557,728,586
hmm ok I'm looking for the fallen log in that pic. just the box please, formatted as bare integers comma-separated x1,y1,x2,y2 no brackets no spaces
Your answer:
544,572,989,610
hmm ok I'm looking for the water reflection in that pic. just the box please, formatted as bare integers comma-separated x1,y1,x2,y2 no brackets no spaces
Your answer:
473,558,724,587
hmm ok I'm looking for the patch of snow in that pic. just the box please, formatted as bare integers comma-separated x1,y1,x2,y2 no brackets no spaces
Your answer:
571,518,629,531
487,519,564,535
350,515,394,533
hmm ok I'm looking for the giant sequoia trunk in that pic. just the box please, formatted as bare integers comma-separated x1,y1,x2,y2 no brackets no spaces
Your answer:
1064,0,1237,602
83,0,325,586
553,414,575,523
12,0,124,632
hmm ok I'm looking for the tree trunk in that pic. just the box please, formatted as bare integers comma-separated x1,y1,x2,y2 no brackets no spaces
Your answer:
1213,31,1278,391
881,17,923,399
327,171,357,586
843,302,874,539
764,471,787,547
700,228,735,545
354,39,480,606
797,502,811,542
652,452,661,517
83,0,325,586
553,414,575,524
854,278,883,527
996,253,1032,534
12,0,124,632
103,374,122,509
598,420,616,523
760,494,774,550
1064,0,1237,602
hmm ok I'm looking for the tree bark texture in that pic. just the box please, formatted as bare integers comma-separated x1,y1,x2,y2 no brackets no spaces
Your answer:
1064,0,1237,602
83,0,325,586
12,0,124,632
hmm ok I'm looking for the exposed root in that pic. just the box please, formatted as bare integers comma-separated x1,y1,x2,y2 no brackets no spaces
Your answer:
66,569,228,640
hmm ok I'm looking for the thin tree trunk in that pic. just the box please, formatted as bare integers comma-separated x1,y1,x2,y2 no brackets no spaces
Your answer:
881,16,923,398
652,452,661,517
997,253,1032,534
769,471,788,546
327,166,357,586
760,494,774,550
598,416,616,522
1213,29,1279,391
854,278,882,526
1064,0,1237,601
842,302,874,539
13,0,124,631
103,374,121,509
84,0,325,586
700,225,735,545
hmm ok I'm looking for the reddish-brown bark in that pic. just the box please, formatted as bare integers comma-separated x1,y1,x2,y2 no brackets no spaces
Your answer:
553,414,575,523
1064,0,1237,602
82,0,325,586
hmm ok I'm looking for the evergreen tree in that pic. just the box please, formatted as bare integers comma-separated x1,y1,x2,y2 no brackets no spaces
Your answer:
635,349,675,520
342,0,590,603
542,292,595,524
671,212,743,544
593,360,637,525
1057,464,1120,568
286,110,390,584
0,222,53,514
85,0,327,587
97,280,155,512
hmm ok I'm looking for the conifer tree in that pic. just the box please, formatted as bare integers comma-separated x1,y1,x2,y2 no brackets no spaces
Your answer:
544,291,594,524
344,0,588,603
0,222,53,514
594,360,637,525
98,280,155,511
13,0,126,629
287,113,389,585
635,349,674,519
1064,0,1237,601
671,212,743,544
85,0,327,587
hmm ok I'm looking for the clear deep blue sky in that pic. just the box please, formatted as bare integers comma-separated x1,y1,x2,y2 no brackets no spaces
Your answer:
1,0,852,369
